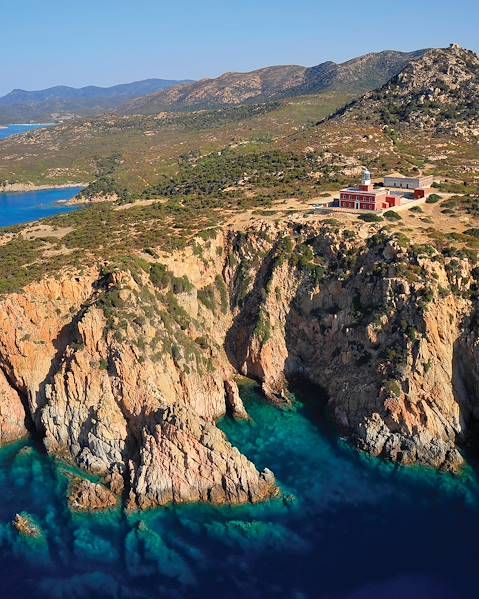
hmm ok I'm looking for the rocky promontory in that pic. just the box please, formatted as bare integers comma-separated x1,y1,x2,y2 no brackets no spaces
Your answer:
0,218,478,510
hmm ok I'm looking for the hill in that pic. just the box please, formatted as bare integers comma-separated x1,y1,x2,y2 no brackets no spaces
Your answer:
1,45,478,199
0,78,193,124
0,92,355,190
119,50,427,114
335,44,479,136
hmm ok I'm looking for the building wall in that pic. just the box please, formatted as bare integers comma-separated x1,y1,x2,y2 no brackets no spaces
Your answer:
340,192,382,211
414,188,430,199
340,190,386,211
384,176,434,189
386,195,402,207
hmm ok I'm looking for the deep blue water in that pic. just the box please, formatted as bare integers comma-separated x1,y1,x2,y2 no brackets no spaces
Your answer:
0,187,82,227
0,123,54,140
0,383,478,598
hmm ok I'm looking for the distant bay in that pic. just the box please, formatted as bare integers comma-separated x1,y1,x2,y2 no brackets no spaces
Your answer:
0,123,54,140
0,187,83,227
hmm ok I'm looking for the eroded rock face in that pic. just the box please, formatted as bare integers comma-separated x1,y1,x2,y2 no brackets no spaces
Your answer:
224,379,249,420
1,220,479,508
129,405,276,509
0,369,27,444
0,241,278,509
223,222,479,472
68,477,118,512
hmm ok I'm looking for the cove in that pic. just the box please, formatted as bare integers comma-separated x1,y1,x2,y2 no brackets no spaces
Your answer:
0,187,83,227
0,383,478,598
0,123,54,140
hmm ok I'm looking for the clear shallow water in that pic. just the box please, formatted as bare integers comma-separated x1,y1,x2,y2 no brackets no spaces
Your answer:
0,187,82,227
0,123,54,140
0,383,478,598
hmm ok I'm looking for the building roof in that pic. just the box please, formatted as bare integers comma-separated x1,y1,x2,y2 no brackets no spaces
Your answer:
341,186,386,195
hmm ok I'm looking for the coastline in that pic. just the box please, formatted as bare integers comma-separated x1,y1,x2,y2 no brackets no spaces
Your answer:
0,182,87,193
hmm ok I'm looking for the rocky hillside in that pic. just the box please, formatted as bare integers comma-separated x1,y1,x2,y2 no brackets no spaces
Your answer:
336,44,479,137
120,50,426,114
1,219,479,511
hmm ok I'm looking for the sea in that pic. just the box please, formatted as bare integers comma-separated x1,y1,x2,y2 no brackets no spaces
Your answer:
0,382,477,598
0,123,54,140
0,187,83,227
0,123,82,226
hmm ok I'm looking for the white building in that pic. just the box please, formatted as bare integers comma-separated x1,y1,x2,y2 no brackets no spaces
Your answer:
384,175,434,190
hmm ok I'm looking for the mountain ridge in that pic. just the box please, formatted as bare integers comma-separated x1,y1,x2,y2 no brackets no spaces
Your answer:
0,78,194,123
119,49,428,115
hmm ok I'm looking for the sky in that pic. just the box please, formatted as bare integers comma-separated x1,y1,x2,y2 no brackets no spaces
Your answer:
1,0,478,95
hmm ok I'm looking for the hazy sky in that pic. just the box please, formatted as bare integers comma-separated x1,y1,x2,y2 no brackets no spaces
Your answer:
1,0,478,95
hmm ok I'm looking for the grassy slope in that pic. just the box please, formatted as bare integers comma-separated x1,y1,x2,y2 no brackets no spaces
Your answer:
0,92,355,190
0,83,478,297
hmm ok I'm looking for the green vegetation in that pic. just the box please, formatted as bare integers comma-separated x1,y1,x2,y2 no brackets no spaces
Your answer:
358,213,384,223
253,307,272,344
0,195,226,294
383,210,402,221
78,176,131,203
0,92,352,190
142,149,317,199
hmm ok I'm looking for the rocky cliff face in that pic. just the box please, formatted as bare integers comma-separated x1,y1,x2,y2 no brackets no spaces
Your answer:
0,220,478,509
224,223,478,472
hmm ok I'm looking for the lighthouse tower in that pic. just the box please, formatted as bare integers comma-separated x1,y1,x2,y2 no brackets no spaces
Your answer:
359,168,374,192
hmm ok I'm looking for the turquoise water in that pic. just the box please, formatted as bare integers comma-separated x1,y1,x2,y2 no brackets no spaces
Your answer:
0,123,54,140
0,383,478,598
0,187,82,227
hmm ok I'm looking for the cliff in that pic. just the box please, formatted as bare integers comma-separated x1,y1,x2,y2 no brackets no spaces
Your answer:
0,219,478,510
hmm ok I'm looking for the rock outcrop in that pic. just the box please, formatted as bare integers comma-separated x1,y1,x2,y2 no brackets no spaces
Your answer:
68,477,118,512
0,368,27,444
13,513,42,538
1,219,479,509
336,44,479,137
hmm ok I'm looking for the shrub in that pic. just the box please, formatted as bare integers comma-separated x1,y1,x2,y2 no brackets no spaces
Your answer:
426,193,441,204
384,380,402,397
358,213,383,223
384,210,402,221
149,263,171,289
172,275,193,294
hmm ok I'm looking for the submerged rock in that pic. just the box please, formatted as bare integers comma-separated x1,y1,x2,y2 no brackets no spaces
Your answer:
68,477,118,512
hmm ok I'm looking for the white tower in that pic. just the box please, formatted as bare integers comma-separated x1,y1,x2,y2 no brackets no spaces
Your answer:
362,169,372,186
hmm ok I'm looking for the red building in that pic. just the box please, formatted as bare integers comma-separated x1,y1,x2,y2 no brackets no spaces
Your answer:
414,187,430,199
339,170,402,211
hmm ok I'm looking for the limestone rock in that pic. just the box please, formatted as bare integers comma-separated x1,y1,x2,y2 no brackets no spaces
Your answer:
1,219,479,510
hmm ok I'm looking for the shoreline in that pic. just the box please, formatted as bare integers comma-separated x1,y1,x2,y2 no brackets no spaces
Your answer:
0,182,87,194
